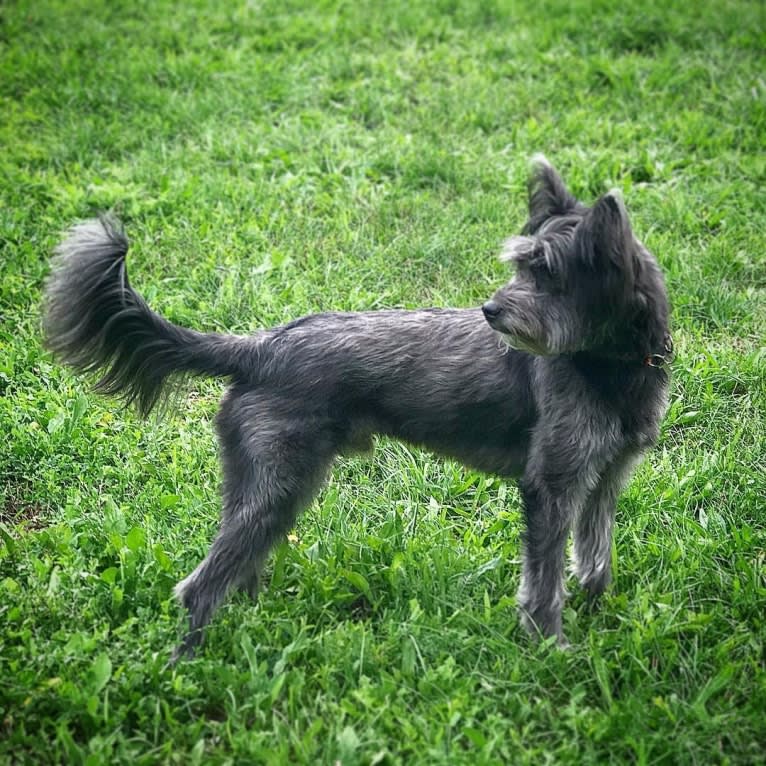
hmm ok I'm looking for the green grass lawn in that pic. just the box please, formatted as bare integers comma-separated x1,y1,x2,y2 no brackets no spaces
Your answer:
1,0,765,762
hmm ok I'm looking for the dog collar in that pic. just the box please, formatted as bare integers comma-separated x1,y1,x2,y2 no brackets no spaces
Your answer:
585,335,674,368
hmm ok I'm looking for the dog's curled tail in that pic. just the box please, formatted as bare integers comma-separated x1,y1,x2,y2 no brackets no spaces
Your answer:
44,216,251,415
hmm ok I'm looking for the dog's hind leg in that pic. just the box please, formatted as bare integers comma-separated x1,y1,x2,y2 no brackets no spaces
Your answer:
573,451,641,601
171,390,335,662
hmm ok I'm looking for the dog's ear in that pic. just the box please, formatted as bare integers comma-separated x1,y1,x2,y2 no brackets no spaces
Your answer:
583,190,636,276
523,155,579,233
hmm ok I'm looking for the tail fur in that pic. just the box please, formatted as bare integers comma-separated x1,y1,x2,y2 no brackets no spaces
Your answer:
44,216,250,415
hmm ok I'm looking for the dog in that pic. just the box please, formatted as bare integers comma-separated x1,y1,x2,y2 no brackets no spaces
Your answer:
44,157,672,661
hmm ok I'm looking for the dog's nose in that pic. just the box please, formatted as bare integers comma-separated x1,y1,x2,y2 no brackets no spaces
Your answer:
482,300,502,320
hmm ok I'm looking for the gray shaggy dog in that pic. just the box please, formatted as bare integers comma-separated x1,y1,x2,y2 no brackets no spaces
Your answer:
44,157,672,662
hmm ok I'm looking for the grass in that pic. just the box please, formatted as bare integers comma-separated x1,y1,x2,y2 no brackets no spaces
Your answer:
1,0,764,762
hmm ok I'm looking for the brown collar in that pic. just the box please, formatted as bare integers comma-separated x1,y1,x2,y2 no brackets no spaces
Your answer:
585,335,674,368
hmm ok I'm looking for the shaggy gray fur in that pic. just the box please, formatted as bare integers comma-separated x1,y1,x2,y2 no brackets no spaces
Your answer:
44,157,671,661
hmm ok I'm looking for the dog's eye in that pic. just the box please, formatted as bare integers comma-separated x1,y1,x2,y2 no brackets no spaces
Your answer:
531,259,555,280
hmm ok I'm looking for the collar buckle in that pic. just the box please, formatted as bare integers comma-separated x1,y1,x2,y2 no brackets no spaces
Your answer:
644,353,669,368
645,336,674,368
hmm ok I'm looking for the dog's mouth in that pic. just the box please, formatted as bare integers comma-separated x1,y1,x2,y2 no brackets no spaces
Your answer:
483,301,552,356
494,328,550,356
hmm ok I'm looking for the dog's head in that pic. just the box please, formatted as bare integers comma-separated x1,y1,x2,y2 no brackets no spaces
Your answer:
483,156,670,359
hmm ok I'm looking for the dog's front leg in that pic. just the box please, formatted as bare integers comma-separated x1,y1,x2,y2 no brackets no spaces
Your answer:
516,426,618,646
573,451,642,601
516,478,576,645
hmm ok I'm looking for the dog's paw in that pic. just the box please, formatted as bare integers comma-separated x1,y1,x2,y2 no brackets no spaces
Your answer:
518,604,565,647
554,634,571,651
579,572,611,603
166,630,203,668
238,577,261,603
